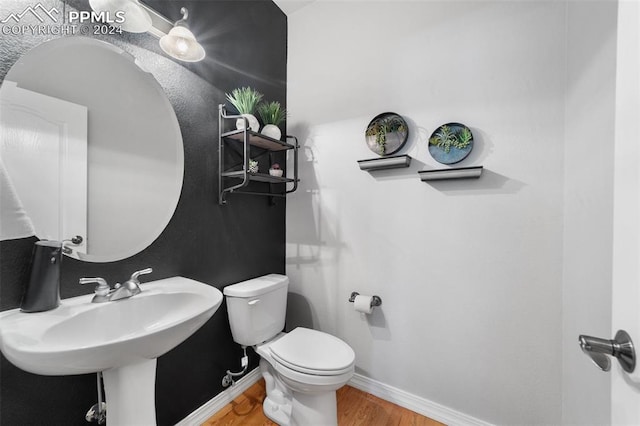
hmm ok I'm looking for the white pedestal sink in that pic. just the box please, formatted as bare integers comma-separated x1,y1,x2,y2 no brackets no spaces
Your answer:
0,276,223,425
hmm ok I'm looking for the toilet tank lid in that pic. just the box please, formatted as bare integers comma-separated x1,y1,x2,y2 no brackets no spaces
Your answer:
223,274,289,298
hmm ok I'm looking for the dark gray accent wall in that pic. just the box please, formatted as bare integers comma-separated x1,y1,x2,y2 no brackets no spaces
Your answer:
0,1,287,424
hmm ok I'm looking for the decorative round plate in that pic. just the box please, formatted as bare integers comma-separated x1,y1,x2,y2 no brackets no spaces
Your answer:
365,112,408,156
428,122,474,164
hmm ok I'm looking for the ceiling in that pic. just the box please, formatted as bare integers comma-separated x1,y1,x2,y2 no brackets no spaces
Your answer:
272,0,316,15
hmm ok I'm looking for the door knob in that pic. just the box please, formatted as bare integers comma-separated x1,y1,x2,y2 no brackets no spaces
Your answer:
579,330,635,373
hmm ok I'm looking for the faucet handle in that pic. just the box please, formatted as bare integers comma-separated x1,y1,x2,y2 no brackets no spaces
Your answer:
130,268,153,283
79,277,111,296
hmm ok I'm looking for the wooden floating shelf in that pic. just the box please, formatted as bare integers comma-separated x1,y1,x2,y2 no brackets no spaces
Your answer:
357,155,412,171
418,166,483,181
221,129,293,151
248,173,296,184
221,171,296,184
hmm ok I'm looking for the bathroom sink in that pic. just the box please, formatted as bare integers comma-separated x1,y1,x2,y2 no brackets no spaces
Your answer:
0,276,222,425
0,276,222,376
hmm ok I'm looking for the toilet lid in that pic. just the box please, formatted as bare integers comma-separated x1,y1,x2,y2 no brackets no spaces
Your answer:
269,327,355,375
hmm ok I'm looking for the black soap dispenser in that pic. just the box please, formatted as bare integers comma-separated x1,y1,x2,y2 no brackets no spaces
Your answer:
20,240,62,313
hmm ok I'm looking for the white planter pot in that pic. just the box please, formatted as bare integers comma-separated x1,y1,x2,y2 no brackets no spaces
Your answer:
236,114,260,132
269,169,283,177
261,124,282,140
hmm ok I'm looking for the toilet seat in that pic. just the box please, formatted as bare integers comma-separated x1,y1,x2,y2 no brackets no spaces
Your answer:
269,327,355,376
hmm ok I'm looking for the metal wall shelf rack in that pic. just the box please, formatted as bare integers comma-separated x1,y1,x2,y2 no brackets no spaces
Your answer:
218,104,299,205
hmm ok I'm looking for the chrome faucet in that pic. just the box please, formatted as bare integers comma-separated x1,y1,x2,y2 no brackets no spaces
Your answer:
121,268,152,296
79,268,153,303
79,277,112,303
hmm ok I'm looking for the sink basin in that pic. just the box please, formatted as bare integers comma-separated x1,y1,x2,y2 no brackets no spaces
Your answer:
0,276,222,375
0,276,223,425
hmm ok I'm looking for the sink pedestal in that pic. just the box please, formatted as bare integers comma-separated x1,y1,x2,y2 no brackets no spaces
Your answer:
102,359,157,426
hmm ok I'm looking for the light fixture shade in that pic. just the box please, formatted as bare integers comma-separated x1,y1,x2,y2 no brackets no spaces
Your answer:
89,0,152,33
159,26,205,62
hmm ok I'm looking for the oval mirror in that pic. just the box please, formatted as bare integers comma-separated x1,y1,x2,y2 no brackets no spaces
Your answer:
0,37,184,262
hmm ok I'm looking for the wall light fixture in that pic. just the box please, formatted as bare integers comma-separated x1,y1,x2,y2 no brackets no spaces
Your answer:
159,8,205,63
88,0,206,63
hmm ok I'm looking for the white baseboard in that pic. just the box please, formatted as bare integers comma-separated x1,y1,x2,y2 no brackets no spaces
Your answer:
176,368,261,426
176,368,492,426
348,373,494,426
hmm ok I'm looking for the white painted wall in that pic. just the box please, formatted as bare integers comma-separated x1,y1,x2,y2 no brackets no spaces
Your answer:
562,1,617,424
286,2,567,424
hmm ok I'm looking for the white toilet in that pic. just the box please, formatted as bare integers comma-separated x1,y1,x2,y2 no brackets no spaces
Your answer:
224,274,355,426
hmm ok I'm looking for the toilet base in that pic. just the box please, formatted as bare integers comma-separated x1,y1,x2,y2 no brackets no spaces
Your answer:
290,390,338,426
263,394,292,425
259,357,342,426
261,358,293,425
262,385,339,426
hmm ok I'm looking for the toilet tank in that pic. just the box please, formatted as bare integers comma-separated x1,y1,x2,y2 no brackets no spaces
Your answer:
223,274,288,346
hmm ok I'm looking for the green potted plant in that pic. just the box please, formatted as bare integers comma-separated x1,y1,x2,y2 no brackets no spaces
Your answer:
365,115,408,155
257,101,286,140
429,125,472,153
428,123,474,164
225,87,263,132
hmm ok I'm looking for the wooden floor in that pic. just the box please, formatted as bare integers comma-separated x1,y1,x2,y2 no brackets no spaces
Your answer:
203,379,445,426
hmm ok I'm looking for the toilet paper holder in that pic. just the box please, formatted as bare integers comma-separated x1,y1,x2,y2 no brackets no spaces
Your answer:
348,292,382,307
